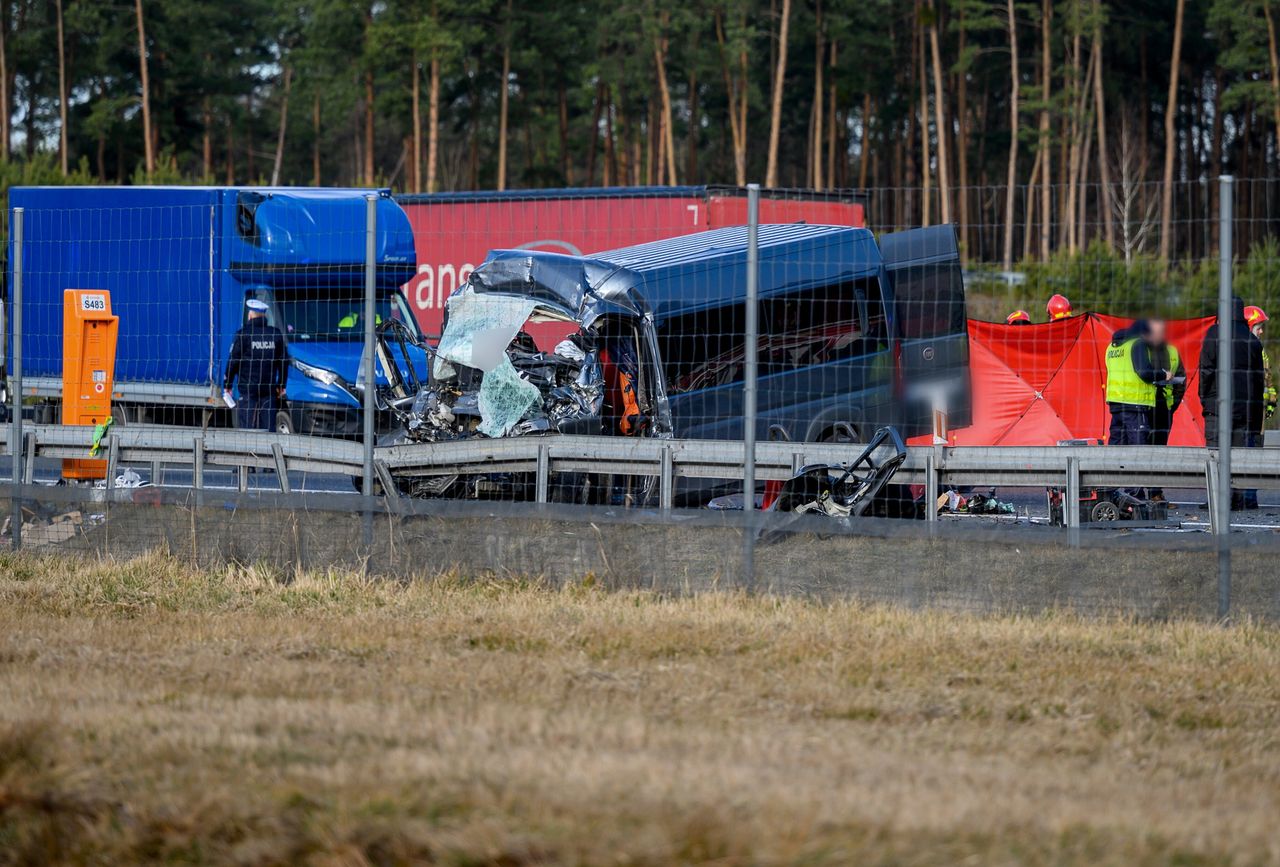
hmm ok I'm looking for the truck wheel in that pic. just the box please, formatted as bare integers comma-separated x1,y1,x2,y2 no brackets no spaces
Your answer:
275,411,294,435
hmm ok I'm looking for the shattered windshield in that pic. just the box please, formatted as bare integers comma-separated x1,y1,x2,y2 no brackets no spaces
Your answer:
434,292,539,378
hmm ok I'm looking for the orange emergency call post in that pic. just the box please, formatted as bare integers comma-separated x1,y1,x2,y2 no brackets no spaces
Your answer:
61,289,119,480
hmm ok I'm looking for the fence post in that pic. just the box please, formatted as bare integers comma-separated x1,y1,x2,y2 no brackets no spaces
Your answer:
9,207,22,551
1216,175,1234,620
741,183,760,590
362,193,377,550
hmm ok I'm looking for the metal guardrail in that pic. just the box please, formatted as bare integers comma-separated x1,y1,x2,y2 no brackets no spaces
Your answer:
2,425,1278,531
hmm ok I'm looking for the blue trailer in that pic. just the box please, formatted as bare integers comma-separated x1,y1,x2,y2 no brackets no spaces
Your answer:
7,186,429,435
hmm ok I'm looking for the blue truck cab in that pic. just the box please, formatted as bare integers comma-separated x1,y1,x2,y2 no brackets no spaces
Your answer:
7,186,428,435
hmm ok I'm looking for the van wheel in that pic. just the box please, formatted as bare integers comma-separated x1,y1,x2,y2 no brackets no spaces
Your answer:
820,422,860,444
275,411,294,435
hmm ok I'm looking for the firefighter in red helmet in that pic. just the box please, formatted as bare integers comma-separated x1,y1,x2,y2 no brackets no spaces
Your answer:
1006,309,1031,326
1244,305,1276,423
1047,294,1074,321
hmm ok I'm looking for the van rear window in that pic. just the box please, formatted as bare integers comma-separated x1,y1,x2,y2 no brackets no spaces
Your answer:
891,261,966,340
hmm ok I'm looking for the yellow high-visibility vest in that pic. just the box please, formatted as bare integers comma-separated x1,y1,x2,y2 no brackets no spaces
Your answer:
1105,338,1155,407
1158,345,1181,409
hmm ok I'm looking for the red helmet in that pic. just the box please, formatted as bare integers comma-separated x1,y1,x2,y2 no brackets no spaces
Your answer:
1245,305,1269,327
1006,309,1031,325
1047,294,1074,321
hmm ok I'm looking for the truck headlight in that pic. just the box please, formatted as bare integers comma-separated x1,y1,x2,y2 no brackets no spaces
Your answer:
293,359,341,386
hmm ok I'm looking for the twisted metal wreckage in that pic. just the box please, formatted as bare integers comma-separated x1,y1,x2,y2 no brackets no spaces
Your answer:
370,251,905,515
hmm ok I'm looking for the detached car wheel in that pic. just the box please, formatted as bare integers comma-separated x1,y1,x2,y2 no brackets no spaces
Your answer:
1091,500,1120,522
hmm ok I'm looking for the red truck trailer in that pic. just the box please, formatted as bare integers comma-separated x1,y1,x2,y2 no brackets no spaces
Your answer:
395,186,868,336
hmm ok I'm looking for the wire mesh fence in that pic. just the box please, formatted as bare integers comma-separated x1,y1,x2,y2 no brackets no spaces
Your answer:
3,179,1278,618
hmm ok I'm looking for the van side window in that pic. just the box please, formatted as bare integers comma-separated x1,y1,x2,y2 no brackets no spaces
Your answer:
658,304,749,395
891,261,966,339
761,277,887,375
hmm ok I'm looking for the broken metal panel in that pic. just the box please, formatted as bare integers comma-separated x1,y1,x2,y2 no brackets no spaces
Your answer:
472,250,649,327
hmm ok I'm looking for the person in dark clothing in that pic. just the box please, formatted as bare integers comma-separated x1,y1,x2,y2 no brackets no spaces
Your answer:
224,298,290,431
1146,318,1186,446
1105,319,1171,446
1199,295,1265,450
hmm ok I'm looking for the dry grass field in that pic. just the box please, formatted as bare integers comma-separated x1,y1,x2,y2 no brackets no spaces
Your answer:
1,552,1278,866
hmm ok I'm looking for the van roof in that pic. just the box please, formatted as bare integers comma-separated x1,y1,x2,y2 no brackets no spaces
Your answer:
479,224,883,323
593,224,882,320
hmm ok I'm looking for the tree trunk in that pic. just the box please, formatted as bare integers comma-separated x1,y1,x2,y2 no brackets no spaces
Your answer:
605,89,617,185
927,0,950,223
584,81,603,184
1063,11,1084,252
686,29,700,184
917,5,932,226
653,13,677,186
0,2,8,162
956,12,970,256
1264,1,1280,146
1002,0,1019,271
1159,0,1185,264
312,92,322,185
812,0,824,190
135,0,155,179
427,50,440,192
364,69,375,185
497,0,512,190
1038,0,1051,260
412,52,422,192
225,116,235,184
1024,148,1041,261
827,40,838,189
558,79,572,184
271,66,292,186
765,0,792,187
714,9,749,186
202,96,213,180
56,0,68,172
859,93,872,189
1093,0,1115,247
246,89,255,182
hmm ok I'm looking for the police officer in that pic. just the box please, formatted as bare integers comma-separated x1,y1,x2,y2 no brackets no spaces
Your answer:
224,298,289,431
1104,319,1171,445
1145,318,1185,448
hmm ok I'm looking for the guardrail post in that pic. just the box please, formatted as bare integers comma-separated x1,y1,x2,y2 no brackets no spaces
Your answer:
1064,456,1081,530
1216,175,1234,620
9,207,22,552
659,444,674,511
535,442,550,504
150,459,162,486
1205,459,1220,534
924,452,938,524
271,442,290,493
22,431,35,486
105,436,119,493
